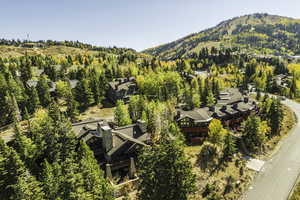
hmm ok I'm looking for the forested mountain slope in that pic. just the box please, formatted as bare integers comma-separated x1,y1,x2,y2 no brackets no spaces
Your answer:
143,13,300,59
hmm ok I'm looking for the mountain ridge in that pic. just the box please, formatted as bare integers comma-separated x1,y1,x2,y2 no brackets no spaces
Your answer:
143,13,300,59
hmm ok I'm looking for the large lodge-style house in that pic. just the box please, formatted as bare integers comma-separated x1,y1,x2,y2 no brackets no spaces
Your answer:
72,119,150,183
175,88,258,144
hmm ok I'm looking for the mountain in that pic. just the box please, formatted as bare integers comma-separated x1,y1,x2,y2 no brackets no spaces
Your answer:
143,13,300,59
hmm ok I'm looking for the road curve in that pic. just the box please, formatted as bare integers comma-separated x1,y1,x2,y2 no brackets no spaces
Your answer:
243,99,300,200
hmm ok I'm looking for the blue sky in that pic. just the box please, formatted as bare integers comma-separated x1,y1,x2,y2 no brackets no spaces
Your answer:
1,0,300,51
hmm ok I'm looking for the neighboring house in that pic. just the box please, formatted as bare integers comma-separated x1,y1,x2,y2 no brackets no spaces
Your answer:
26,79,79,96
73,119,150,180
176,88,257,144
274,74,292,89
181,72,196,82
106,77,138,104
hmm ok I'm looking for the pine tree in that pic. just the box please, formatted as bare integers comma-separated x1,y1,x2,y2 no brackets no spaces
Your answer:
20,57,33,82
77,142,114,200
13,124,37,171
67,96,79,122
60,157,87,200
26,86,40,114
114,100,132,126
0,139,44,199
11,171,45,200
183,85,193,110
290,74,297,98
128,95,144,122
206,90,216,107
74,79,94,107
48,100,61,122
89,71,103,104
138,135,196,200
268,98,284,136
36,75,51,107
192,90,201,108
242,116,270,153
223,133,236,161
40,160,62,200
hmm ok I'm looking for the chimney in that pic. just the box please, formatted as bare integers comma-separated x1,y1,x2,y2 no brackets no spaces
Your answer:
97,121,105,136
244,97,249,103
209,106,215,112
102,125,113,152
129,157,136,179
105,164,113,180
137,119,147,133
221,105,227,111
233,103,238,109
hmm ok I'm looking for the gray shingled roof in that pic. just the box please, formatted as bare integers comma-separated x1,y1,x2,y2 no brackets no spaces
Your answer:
217,88,243,105
178,108,213,122
75,120,149,160
73,119,106,137
106,124,149,157
177,88,256,121
108,77,136,91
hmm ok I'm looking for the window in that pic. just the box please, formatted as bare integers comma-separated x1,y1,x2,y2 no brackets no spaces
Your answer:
180,118,190,127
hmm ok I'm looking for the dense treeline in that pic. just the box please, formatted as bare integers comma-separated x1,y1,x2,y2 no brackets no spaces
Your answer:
0,38,136,53
0,50,153,126
0,44,298,128
0,106,113,200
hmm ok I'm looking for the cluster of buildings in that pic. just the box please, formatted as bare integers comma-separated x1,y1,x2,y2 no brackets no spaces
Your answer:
26,78,79,96
73,85,257,182
176,88,257,144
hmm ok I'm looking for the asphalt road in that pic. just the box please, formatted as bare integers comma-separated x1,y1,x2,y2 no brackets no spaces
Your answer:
244,99,300,200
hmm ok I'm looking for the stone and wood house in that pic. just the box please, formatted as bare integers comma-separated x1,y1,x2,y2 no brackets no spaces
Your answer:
73,119,149,181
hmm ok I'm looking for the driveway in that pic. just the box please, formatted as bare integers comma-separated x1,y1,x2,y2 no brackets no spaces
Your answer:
243,99,300,200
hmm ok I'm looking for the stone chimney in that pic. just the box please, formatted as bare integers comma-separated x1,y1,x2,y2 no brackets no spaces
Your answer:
105,164,113,180
97,121,105,136
137,119,147,133
129,157,136,179
101,125,113,152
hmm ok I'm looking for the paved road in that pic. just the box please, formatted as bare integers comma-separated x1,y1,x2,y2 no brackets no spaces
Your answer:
244,99,300,200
